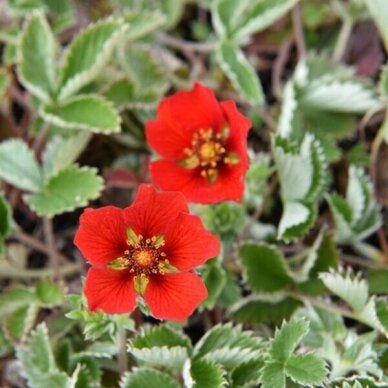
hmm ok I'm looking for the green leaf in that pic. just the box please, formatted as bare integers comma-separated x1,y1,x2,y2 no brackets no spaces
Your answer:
213,0,297,42
17,323,56,383
35,279,64,306
42,132,92,178
270,319,309,362
120,367,179,388
124,10,166,40
128,346,188,370
319,269,368,313
0,193,12,254
103,79,160,110
0,288,37,317
231,358,263,387
193,323,262,359
239,243,293,292
278,202,316,243
41,95,121,134
273,133,327,242
233,0,297,42
217,40,264,105
130,324,191,350
0,139,43,192
3,304,39,342
189,359,227,388
229,295,300,324
119,44,168,95
203,347,261,369
301,76,378,114
18,13,56,103
261,361,285,388
24,165,103,217
368,269,388,294
285,354,327,386
31,372,70,388
58,19,125,100
202,261,227,309
364,0,388,51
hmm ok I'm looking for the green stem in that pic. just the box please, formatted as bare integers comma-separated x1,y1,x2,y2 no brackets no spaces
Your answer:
0,262,80,279
117,327,128,375
333,18,352,62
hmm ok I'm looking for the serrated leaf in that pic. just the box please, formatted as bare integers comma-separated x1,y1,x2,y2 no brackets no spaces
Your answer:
35,279,64,306
131,324,191,350
229,295,300,324
285,354,327,386
319,269,368,313
234,0,298,42
17,323,57,384
270,319,309,362
204,346,261,369
231,358,263,387
41,95,121,134
261,361,285,388
277,201,315,241
3,303,39,342
0,288,38,317
18,13,56,103
42,132,92,179
189,359,227,388
24,165,103,217
301,76,378,114
278,81,299,139
129,346,188,370
239,243,293,292
193,323,262,359
124,10,166,40
217,40,264,105
58,19,125,100
213,0,297,42
364,0,388,51
120,367,179,388
0,139,43,192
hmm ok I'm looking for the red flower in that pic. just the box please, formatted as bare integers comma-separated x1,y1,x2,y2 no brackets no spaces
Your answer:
74,184,220,322
146,82,251,204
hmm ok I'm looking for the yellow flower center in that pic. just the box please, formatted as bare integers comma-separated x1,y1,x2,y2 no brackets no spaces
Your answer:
179,128,240,184
107,229,178,295
133,249,154,267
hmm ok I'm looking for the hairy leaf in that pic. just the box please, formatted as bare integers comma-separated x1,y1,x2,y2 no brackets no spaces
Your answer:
18,13,56,102
24,165,103,217
217,40,264,104
0,139,43,192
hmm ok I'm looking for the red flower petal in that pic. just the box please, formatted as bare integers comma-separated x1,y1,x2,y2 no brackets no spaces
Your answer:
74,206,127,266
221,100,251,157
84,267,136,314
164,213,220,271
144,272,207,322
123,184,189,237
146,83,225,160
149,160,246,203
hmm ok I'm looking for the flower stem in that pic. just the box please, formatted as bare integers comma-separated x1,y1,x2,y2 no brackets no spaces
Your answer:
42,217,61,280
117,327,128,375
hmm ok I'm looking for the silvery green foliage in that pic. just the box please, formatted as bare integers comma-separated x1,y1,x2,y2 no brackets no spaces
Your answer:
273,133,327,242
327,166,382,249
0,139,102,217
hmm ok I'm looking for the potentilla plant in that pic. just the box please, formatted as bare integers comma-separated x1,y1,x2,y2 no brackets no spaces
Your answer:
0,0,387,387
